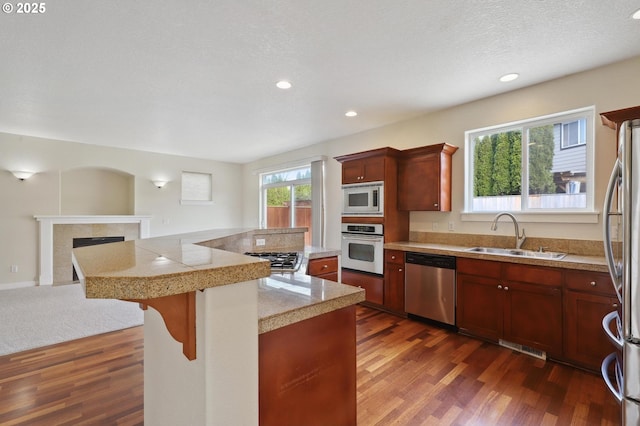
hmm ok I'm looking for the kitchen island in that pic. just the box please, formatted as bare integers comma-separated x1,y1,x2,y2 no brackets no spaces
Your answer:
72,228,364,426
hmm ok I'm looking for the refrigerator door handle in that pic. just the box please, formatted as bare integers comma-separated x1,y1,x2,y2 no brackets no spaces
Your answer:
603,158,623,302
601,352,623,403
603,310,623,350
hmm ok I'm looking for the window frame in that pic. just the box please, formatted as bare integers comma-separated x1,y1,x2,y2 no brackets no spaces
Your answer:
463,106,597,223
180,171,213,205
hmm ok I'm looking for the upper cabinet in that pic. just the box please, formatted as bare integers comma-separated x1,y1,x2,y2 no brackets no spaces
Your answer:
600,105,640,130
341,156,385,184
335,148,396,184
398,143,458,211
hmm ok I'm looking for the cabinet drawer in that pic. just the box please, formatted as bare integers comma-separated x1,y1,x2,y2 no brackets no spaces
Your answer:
341,269,383,305
307,257,338,276
503,263,562,287
384,249,404,265
457,258,501,279
565,270,616,296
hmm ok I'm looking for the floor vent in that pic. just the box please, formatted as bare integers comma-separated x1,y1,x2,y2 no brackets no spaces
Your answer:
499,339,547,360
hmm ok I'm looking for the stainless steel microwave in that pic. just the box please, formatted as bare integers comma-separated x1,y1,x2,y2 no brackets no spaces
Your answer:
342,181,384,216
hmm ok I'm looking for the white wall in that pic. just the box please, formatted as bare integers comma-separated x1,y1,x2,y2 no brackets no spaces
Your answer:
0,134,244,288
243,56,640,250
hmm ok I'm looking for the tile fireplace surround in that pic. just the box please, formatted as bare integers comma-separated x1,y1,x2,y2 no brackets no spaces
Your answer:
35,216,151,285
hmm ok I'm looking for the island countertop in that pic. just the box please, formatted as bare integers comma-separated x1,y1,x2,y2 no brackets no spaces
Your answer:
72,228,364,334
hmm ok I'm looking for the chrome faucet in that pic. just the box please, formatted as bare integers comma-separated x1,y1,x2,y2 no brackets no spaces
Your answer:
491,212,526,249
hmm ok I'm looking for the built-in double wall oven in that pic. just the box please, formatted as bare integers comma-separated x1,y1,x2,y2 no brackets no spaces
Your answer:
341,223,384,275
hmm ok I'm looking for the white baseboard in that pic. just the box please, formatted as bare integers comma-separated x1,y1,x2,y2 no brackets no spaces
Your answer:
0,281,37,290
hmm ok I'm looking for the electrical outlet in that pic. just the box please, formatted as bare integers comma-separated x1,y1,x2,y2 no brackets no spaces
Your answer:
10,265,18,273
448,222,455,231
256,238,266,246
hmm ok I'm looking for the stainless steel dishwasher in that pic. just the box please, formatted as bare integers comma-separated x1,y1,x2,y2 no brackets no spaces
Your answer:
404,252,456,326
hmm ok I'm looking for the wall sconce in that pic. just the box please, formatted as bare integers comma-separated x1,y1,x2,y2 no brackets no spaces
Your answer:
11,171,35,181
152,180,168,189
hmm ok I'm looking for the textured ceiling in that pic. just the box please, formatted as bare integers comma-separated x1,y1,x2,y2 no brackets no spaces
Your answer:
1,1,639,163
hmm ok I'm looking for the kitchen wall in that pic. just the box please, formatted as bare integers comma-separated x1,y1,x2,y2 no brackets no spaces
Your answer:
242,56,640,251
0,134,244,288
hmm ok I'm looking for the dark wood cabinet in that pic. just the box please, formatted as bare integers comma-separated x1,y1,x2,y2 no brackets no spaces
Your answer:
457,258,563,358
398,143,458,211
259,306,356,426
457,258,504,341
383,249,405,314
340,156,385,184
307,256,339,282
564,270,619,371
341,269,384,305
335,147,409,243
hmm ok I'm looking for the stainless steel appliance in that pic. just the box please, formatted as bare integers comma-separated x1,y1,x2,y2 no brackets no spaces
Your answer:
602,115,640,423
340,223,383,275
342,181,384,217
405,252,456,326
244,252,303,272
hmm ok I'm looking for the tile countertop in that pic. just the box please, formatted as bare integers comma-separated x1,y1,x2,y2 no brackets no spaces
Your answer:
72,228,363,334
384,241,609,273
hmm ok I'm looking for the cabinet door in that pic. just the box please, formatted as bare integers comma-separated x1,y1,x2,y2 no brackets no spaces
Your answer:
384,261,405,314
341,157,385,184
398,154,440,211
564,290,619,371
457,272,504,341
341,269,384,305
342,160,365,184
503,281,563,358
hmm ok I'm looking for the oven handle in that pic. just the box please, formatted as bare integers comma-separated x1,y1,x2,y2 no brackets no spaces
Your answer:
342,234,383,243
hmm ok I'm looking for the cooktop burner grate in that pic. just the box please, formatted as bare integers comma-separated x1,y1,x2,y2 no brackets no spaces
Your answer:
244,251,302,272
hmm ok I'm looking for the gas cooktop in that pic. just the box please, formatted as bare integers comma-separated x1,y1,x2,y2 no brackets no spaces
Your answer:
244,251,303,273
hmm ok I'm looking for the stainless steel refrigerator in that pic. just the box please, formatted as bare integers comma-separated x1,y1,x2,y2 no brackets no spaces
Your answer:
602,113,640,424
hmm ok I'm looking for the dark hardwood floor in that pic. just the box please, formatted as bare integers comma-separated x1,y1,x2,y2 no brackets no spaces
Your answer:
0,306,620,425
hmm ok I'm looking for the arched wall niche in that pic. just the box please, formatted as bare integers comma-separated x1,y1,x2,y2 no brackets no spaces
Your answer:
60,167,135,215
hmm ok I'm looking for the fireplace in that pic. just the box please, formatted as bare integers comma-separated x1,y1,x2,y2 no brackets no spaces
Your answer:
72,236,125,281
35,215,151,285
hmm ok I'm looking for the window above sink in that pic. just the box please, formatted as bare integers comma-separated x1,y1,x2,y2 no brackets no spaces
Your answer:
463,106,596,218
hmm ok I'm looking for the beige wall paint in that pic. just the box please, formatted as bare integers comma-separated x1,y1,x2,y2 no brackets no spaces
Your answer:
61,168,135,215
243,56,640,251
0,134,244,287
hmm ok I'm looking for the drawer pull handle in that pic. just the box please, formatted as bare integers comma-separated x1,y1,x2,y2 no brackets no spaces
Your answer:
498,285,503,289
391,255,396,260
504,286,509,291
613,303,618,308
590,281,597,286
398,268,403,272
322,265,328,269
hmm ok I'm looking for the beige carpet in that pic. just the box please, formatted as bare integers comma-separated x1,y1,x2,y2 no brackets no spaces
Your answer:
0,284,144,356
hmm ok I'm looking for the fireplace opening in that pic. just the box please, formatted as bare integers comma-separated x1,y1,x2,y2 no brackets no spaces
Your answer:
72,236,125,281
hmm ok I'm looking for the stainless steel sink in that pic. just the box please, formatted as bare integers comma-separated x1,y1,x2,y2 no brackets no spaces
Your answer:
466,246,566,260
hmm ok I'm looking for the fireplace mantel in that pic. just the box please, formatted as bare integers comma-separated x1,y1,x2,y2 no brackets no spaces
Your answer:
34,215,151,285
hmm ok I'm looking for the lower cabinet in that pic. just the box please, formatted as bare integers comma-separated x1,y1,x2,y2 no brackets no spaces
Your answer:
564,270,619,371
307,256,339,282
383,249,405,314
341,268,384,305
259,306,356,425
457,258,563,359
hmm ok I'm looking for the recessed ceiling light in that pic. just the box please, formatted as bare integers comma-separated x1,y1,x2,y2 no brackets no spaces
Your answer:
632,8,640,19
276,80,292,89
499,73,520,82
345,110,358,117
